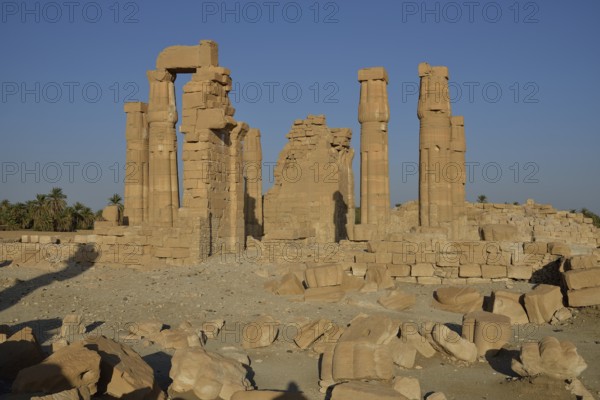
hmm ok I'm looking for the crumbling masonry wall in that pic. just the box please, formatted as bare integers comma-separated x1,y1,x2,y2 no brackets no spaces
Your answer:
263,115,354,244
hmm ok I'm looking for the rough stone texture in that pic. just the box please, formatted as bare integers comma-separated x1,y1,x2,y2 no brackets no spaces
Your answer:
60,314,85,339
0,327,45,380
83,336,156,399
481,224,518,241
243,128,263,239
431,323,477,362
241,316,278,349
524,284,564,324
358,67,390,227
146,68,179,227
12,343,101,395
392,376,421,400
563,268,600,290
377,290,416,311
304,287,345,303
156,40,218,70
491,290,529,325
154,328,202,350
304,264,343,288
417,63,466,239
433,286,483,313
567,287,600,307
230,391,307,400
388,338,417,368
263,115,354,243
168,347,252,400
123,101,149,225
130,320,164,337
331,341,394,380
512,336,587,379
270,273,305,295
331,381,409,400
339,314,398,345
462,311,512,356
294,319,332,350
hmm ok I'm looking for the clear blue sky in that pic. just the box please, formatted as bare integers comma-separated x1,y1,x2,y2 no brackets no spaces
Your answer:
1,0,599,214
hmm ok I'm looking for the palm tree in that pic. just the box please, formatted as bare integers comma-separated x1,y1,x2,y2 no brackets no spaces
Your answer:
56,206,75,232
10,202,30,229
477,195,488,204
72,202,95,230
0,200,10,226
29,194,52,231
47,188,67,230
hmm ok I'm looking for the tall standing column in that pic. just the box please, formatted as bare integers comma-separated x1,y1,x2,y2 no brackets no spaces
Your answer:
123,102,148,226
418,63,453,228
450,116,466,220
358,67,390,225
146,69,179,226
243,128,263,239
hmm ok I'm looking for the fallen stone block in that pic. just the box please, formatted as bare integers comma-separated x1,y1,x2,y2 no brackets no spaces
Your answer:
304,287,345,303
169,347,252,400
242,316,278,349
0,327,45,379
365,265,395,289
332,341,394,381
154,328,202,350
304,264,343,288
512,336,587,379
392,376,420,400
524,284,564,324
462,311,511,357
340,274,365,292
563,268,600,290
202,319,225,340
331,381,409,400
230,391,307,400
377,290,416,311
339,314,398,345
567,287,600,307
273,273,305,295
550,307,572,325
13,342,101,395
83,336,158,400
426,393,448,400
388,338,417,368
130,320,163,338
400,323,436,358
60,314,85,339
29,388,91,400
431,323,477,363
491,290,529,325
294,319,331,350
433,286,483,313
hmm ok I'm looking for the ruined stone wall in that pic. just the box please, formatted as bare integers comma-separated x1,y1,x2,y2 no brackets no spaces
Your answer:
263,115,354,244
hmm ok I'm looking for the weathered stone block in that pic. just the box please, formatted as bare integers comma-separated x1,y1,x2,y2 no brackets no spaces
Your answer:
524,284,564,324
563,268,600,290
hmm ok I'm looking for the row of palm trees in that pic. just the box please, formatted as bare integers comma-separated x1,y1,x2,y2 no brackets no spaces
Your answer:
0,188,123,232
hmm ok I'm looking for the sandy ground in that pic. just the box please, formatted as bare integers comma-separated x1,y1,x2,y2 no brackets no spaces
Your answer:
0,233,599,399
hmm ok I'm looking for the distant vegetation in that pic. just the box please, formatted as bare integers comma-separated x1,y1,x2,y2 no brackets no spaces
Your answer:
580,208,600,228
0,188,121,232
477,194,488,203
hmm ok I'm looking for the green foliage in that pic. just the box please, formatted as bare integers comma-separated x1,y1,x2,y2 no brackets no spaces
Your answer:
477,194,488,203
580,208,600,228
0,189,98,232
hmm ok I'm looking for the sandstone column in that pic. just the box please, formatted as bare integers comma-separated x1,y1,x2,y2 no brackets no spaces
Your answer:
418,63,452,228
123,102,149,226
243,128,263,239
450,115,466,220
358,67,390,225
146,69,179,226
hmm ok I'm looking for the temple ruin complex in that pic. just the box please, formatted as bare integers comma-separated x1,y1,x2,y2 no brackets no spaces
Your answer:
59,40,598,296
